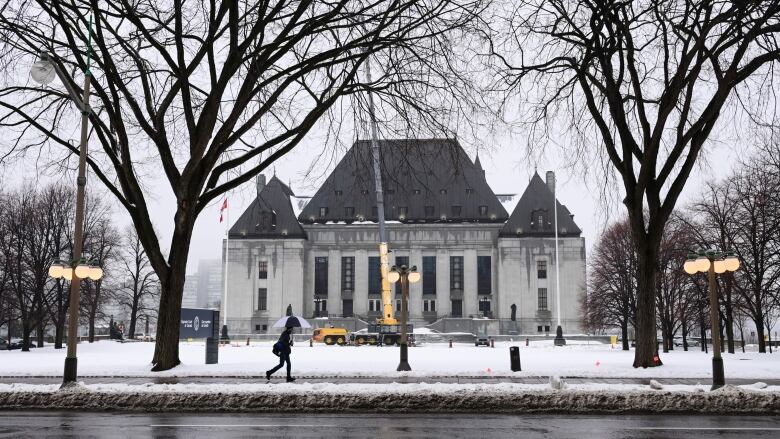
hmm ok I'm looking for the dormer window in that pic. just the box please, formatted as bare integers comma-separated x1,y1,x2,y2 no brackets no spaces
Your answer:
451,205,462,217
361,189,369,195
478,205,488,216
335,190,343,196
531,209,548,230
319,207,328,217
465,188,474,194
345,207,355,218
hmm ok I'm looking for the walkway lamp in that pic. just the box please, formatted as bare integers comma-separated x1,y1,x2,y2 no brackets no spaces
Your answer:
388,264,420,371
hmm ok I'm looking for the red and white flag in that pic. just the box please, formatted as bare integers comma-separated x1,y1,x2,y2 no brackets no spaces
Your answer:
219,198,228,223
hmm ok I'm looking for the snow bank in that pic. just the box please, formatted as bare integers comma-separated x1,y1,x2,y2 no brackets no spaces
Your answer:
1,382,778,414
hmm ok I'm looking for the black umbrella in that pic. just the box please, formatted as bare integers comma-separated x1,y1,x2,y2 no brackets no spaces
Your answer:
273,315,311,328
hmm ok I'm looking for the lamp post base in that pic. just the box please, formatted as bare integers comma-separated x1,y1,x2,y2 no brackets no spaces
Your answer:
397,343,412,371
554,325,566,346
711,356,725,390
61,357,78,388
220,324,230,344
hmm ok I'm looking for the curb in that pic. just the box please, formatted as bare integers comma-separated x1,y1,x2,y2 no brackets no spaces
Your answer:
1,389,779,414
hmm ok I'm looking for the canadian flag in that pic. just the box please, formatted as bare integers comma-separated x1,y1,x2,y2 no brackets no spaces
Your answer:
219,198,228,223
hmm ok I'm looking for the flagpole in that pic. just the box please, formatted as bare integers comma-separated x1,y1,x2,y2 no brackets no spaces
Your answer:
221,198,231,343
553,171,565,346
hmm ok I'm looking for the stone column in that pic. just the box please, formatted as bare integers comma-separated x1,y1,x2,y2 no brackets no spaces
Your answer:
328,249,341,317
354,249,368,316
464,249,478,317
436,249,450,317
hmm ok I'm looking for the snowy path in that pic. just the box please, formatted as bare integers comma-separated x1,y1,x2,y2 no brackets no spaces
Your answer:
0,340,778,379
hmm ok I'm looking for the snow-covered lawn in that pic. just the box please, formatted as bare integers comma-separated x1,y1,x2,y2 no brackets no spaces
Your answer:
1,340,778,379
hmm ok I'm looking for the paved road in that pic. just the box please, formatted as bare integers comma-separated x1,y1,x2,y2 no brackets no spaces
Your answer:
1,375,779,385
0,412,779,438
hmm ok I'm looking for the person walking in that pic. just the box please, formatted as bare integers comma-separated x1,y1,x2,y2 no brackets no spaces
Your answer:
266,326,295,382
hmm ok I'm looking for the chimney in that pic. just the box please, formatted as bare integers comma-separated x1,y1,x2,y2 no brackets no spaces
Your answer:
546,171,555,194
256,174,266,197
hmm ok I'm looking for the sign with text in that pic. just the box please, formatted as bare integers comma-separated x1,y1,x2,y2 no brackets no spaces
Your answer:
180,308,219,339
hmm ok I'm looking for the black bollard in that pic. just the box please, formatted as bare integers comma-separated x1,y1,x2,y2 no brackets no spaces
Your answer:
206,337,219,364
510,346,521,372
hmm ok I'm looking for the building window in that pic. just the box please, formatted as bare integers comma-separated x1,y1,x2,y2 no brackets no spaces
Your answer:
477,256,491,294
451,299,463,317
372,206,378,217
335,190,343,196
395,256,409,295
315,257,328,296
319,207,328,217
361,189,369,195
450,256,463,290
342,299,353,317
368,256,381,294
262,324,268,331
532,210,548,230
537,260,547,279
538,288,548,310
255,324,261,331
479,298,491,313
422,256,436,295
258,260,268,279
451,205,462,217
537,325,543,333
545,325,550,333
413,189,421,195
341,256,354,292
398,206,408,218
424,299,437,312
345,206,354,218
257,288,267,311
368,299,381,312
478,205,488,216
465,187,474,194
425,206,434,217
395,299,401,312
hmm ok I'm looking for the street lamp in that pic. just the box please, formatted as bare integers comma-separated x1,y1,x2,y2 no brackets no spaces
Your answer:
683,249,740,390
32,11,95,388
388,264,420,371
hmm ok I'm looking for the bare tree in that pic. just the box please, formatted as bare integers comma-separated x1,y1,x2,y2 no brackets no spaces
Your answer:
495,0,780,367
80,207,121,343
729,160,780,353
585,218,637,350
115,227,159,339
0,0,486,370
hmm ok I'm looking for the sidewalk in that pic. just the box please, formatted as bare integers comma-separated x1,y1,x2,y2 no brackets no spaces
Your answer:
1,375,778,386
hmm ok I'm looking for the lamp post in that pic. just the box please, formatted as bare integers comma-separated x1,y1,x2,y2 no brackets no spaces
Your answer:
388,265,420,371
48,258,103,384
32,12,95,389
684,249,740,390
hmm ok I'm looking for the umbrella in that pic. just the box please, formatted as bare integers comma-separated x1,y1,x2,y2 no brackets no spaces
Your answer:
273,315,311,328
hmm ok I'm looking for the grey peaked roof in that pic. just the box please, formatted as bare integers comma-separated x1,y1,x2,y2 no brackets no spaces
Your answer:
298,139,509,224
500,172,581,237
229,175,306,239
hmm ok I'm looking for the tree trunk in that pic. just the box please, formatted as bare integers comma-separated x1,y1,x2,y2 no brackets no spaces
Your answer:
633,242,662,368
621,320,629,351
681,320,688,351
54,317,63,349
756,315,766,353
21,321,31,352
739,326,745,353
150,217,193,371
723,276,735,354
36,319,44,347
88,314,95,343
129,297,139,339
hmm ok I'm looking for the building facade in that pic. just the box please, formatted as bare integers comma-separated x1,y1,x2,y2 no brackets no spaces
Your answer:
222,139,585,335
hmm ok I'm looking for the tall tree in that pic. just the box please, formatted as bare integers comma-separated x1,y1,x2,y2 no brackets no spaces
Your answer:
494,1,780,367
0,0,484,369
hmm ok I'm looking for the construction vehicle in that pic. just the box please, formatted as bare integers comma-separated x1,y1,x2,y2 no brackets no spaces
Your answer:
312,328,348,345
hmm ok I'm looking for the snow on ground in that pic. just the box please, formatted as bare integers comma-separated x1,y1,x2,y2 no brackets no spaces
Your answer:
1,340,778,379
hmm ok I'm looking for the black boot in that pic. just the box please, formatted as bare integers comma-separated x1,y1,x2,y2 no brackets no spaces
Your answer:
286,377,296,383
265,371,271,381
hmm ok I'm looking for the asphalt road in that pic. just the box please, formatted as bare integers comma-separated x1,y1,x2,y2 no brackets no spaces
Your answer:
1,412,779,438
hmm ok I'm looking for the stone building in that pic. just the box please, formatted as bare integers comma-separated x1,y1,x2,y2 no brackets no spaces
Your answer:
221,139,585,335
